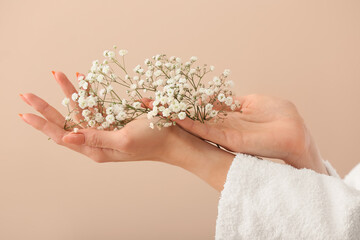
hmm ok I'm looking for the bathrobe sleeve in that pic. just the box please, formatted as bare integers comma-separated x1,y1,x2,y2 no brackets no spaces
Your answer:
215,153,360,240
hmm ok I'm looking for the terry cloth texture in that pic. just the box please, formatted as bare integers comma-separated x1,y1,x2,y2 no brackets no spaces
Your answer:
215,153,360,240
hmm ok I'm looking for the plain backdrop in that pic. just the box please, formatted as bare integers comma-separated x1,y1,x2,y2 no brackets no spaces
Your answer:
1,0,359,239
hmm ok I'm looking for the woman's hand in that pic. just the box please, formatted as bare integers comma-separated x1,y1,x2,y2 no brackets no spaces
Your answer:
164,94,327,174
19,72,235,191
19,96,173,163
19,71,179,163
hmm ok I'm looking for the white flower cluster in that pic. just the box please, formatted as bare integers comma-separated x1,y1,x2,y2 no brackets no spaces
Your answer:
63,46,240,131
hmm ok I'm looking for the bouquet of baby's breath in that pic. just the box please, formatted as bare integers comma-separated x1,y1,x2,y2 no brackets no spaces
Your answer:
62,46,240,131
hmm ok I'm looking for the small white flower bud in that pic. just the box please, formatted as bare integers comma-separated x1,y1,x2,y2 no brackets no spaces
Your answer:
119,49,128,56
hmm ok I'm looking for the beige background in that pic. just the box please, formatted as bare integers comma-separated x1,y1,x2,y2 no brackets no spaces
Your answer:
1,0,359,239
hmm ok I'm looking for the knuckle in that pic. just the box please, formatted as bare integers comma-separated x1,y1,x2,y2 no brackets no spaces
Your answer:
88,133,103,147
33,97,49,113
41,103,52,115
53,136,63,145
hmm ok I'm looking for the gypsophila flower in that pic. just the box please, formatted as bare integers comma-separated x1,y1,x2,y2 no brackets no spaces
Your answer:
178,112,186,120
106,114,115,124
87,96,97,108
155,61,162,67
213,77,221,86
225,80,234,88
62,98,70,107
82,109,91,117
106,85,113,92
62,48,237,131
119,49,128,56
116,112,127,121
218,93,226,102
230,104,236,111
132,102,141,109
223,69,230,76
225,96,233,106
95,113,104,123
71,93,78,101
190,56,198,62
209,110,218,118
102,121,110,129
88,120,96,127
130,84,137,90
205,103,213,112
162,108,171,117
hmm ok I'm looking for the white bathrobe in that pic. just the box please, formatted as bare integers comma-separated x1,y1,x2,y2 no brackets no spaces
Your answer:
215,153,360,240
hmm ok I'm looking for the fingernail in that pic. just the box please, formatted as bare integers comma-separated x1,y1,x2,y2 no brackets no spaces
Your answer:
51,71,56,77
63,133,85,145
76,72,79,79
19,94,32,106
18,113,29,124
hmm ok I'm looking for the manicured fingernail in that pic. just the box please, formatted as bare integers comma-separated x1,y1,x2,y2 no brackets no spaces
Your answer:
63,133,85,145
19,114,29,124
19,94,32,106
76,72,79,78
51,71,55,76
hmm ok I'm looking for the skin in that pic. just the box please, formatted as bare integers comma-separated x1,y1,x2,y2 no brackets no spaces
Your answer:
165,94,328,175
19,72,328,195
19,72,235,192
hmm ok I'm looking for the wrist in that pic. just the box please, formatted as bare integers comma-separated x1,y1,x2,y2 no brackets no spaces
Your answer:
288,127,328,175
160,126,235,191
301,137,328,175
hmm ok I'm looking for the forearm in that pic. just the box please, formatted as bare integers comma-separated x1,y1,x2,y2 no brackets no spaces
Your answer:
160,127,235,192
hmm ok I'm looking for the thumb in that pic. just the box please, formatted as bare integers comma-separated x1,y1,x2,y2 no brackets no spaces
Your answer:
62,129,120,149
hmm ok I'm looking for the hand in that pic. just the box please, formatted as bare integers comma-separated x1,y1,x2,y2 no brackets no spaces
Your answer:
19,72,235,191
19,72,178,163
160,94,327,174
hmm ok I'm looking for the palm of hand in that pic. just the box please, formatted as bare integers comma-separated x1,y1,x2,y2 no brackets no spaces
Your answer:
111,118,174,161
19,72,173,163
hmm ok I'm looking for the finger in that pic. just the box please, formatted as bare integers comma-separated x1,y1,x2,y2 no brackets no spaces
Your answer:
52,71,78,98
52,71,85,125
174,117,228,144
62,128,124,150
20,93,66,128
142,95,244,114
19,113,80,149
19,113,112,162
211,96,245,112
63,130,138,162
140,98,153,108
